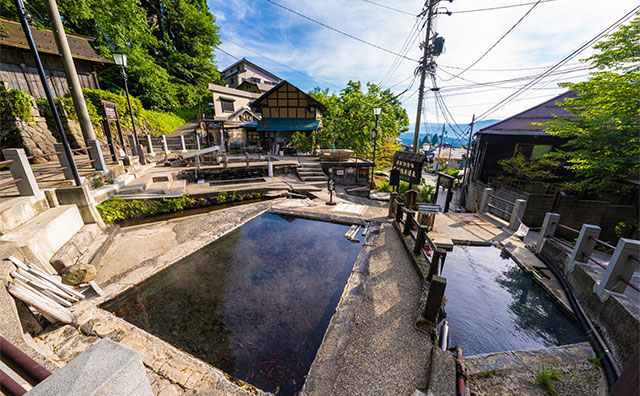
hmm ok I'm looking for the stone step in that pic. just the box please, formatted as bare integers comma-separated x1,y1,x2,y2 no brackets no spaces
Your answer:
297,170,326,176
144,180,171,195
0,205,84,274
166,180,186,196
50,224,102,271
118,178,154,195
0,196,49,236
299,175,327,182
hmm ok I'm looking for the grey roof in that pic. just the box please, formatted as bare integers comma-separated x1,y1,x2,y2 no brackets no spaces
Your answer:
477,91,577,136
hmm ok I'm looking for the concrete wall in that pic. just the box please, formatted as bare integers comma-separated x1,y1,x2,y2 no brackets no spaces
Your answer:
541,239,639,368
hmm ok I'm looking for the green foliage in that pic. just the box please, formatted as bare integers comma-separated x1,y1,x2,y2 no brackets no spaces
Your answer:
0,85,34,121
376,179,434,203
96,195,196,223
540,16,640,194
216,190,227,204
307,82,408,166
587,354,603,369
615,219,639,238
498,153,562,183
0,0,221,111
473,368,497,379
142,109,187,137
536,364,563,395
105,178,115,185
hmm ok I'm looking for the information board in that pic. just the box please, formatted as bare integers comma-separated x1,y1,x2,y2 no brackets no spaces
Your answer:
392,151,426,185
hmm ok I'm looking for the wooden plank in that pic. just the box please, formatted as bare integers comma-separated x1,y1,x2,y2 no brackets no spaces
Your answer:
89,280,103,296
15,269,79,302
8,282,72,324
26,266,85,300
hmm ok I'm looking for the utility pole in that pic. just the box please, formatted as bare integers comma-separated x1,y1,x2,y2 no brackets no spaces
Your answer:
461,114,475,189
44,0,96,143
435,124,445,172
412,0,437,153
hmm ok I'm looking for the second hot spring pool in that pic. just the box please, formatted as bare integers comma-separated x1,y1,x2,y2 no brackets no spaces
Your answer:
440,246,585,356
101,213,363,395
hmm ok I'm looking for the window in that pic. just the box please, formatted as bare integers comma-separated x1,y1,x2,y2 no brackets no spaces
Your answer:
221,99,234,113
514,144,552,159
249,77,261,83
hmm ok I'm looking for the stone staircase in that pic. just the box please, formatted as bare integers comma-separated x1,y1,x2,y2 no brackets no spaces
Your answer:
0,193,114,284
296,162,327,186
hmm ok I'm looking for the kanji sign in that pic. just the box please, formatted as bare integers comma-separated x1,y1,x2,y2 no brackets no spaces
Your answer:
392,151,426,185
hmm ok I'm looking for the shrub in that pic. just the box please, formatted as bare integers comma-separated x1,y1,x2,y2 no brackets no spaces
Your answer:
536,364,563,395
0,86,34,121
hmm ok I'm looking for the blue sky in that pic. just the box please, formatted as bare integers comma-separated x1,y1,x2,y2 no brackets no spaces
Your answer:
207,0,638,126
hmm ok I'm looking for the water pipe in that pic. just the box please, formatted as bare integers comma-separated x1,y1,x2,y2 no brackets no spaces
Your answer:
532,251,620,389
454,346,467,396
0,336,51,385
438,320,449,351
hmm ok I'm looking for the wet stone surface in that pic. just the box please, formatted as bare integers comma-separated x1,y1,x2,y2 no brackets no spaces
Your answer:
101,213,363,396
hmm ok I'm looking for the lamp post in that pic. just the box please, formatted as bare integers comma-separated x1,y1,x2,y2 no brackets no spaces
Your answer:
112,52,140,156
370,106,381,189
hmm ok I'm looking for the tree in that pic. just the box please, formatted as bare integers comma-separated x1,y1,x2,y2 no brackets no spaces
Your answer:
298,81,409,167
541,15,640,194
431,134,439,146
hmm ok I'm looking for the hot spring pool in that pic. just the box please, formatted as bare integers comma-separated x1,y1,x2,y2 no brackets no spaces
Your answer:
101,213,363,396
440,246,585,356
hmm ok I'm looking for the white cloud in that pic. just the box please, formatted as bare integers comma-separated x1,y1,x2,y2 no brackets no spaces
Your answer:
207,0,638,125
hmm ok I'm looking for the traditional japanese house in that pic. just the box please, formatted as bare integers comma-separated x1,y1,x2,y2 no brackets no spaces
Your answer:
206,84,261,148
0,17,113,98
242,81,325,153
221,58,281,89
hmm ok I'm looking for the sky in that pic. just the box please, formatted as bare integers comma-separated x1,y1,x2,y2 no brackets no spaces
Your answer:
207,0,638,135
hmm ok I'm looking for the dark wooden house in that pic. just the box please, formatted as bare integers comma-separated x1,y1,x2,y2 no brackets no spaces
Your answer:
471,91,576,183
0,17,113,98
241,81,325,153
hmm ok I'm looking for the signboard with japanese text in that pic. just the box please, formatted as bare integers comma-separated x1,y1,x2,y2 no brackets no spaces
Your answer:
392,151,426,185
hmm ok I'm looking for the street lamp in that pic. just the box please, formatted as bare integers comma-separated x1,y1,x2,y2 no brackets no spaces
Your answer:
370,106,382,189
112,51,139,156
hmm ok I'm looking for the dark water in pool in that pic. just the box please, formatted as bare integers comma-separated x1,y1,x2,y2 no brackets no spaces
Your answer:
101,213,362,396
440,246,585,356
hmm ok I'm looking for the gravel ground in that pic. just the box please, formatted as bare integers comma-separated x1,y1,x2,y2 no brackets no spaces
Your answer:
304,223,433,396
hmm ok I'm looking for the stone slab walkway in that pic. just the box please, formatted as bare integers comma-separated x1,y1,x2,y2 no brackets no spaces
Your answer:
302,223,433,395
466,342,607,396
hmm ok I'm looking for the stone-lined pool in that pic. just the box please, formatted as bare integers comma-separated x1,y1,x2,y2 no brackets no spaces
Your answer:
101,213,363,395
441,246,585,356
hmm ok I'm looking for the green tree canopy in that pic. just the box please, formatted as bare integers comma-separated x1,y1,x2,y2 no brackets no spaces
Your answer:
293,81,408,166
1,0,221,111
542,15,640,194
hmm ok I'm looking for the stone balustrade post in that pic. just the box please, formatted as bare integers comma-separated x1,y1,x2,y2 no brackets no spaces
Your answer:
479,187,493,213
595,238,640,298
509,199,527,231
87,139,107,173
146,135,155,156
180,135,187,152
424,275,446,324
127,135,139,156
536,212,560,252
567,224,601,272
1,148,44,199
161,135,170,155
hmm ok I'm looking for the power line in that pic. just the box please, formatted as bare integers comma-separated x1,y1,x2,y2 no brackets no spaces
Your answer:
476,5,640,121
220,37,342,89
216,47,241,61
452,0,557,14
438,62,582,72
359,0,415,16
261,0,418,62
378,15,424,87
443,0,543,81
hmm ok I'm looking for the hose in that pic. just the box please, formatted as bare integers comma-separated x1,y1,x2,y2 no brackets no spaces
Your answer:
533,251,620,389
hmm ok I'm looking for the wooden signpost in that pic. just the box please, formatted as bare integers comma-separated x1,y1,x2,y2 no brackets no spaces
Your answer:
100,100,127,159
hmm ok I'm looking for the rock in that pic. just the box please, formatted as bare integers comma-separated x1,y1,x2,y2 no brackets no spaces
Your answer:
60,263,97,285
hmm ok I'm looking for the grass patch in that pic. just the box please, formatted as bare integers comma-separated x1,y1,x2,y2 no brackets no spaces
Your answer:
97,195,196,224
472,368,498,379
587,354,603,369
536,364,563,395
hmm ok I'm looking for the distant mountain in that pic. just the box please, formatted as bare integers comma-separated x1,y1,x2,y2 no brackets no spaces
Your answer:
399,120,500,147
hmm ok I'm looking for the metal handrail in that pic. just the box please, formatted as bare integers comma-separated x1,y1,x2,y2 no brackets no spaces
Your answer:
75,159,96,167
619,277,640,293
33,166,68,178
487,203,511,217
489,194,515,206
630,255,640,263
585,254,607,269
70,146,91,153
553,222,580,234
27,152,61,160
589,236,616,251
0,159,15,167
549,235,575,250
0,178,22,189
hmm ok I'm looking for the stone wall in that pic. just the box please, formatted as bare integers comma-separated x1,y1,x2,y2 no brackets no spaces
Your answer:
471,180,637,243
0,106,57,163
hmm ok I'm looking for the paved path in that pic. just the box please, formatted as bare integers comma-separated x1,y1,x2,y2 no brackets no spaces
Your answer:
169,119,199,137
303,223,432,395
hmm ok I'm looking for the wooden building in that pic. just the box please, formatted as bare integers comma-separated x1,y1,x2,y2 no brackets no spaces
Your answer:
241,81,325,153
221,58,281,90
0,17,113,98
471,91,576,183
